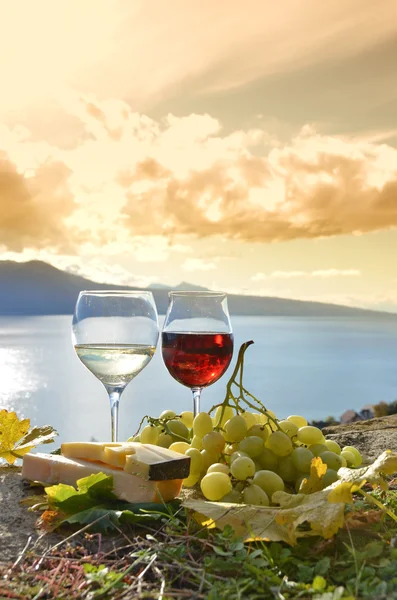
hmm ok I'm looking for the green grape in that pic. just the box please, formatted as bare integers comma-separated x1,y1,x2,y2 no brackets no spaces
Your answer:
221,489,242,503
241,411,257,429
191,435,203,450
238,435,264,458
324,439,341,455
207,462,229,475
213,405,235,428
193,412,213,437
157,433,172,448
167,419,190,440
234,481,245,492
308,443,328,456
200,472,232,501
131,435,141,442
321,468,339,488
342,446,362,467
259,410,277,430
243,484,269,506
224,443,238,456
169,441,191,454
253,470,285,499
180,411,194,429
257,448,279,471
202,431,226,454
252,413,262,423
278,419,299,438
266,431,293,457
230,456,256,480
295,473,308,493
201,449,220,471
319,451,344,471
224,415,248,442
340,450,356,467
291,447,314,472
183,471,200,487
185,448,203,474
230,450,250,463
277,456,298,482
140,425,159,445
246,424,269,442
287,415,308,428
159,410,177,420
297,426,324,446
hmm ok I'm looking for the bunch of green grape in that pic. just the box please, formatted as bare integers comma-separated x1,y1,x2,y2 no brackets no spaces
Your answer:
133,407,362,506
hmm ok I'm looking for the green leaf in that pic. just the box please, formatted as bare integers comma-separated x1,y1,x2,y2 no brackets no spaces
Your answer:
45,473,119,515
44,472,181,532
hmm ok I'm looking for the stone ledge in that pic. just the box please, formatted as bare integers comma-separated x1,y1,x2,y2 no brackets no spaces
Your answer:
323,414,397,462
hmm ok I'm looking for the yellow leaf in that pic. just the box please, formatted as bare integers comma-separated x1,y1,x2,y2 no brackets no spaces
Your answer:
299,456,328,494
0,410,30,464
184,491,345,545
183,451,397,545
328,450,397,502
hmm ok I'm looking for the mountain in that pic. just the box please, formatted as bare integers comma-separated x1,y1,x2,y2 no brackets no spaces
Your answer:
0,260,395,318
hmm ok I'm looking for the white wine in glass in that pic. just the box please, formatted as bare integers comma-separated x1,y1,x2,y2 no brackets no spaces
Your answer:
72,291,159,442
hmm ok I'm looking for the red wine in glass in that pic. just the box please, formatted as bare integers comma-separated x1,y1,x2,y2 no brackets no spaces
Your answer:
162,332,234,388
162,291,233,415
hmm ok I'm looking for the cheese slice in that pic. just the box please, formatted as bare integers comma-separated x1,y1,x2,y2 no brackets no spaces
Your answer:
61,441,190,481
61,442,125,464
22,453,183,503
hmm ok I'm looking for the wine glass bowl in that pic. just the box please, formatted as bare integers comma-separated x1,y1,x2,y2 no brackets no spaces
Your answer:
162,291,233,415
72,290,159,442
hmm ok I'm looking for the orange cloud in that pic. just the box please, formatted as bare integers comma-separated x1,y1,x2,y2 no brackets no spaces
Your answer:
0,152,76,252
2,96,397,254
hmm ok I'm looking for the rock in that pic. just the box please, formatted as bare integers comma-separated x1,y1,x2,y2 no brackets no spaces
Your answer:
0,466,39,563
323,414,397,462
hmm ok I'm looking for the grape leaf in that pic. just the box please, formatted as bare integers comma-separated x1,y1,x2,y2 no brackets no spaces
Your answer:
328,450,397,503
43,472,181,532
45,472,119,514
183,451,397,545
299,456,328,494
0,410,58,464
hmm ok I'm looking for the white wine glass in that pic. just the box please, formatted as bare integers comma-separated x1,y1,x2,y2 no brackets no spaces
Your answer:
162,291,233,416
72,290,159,442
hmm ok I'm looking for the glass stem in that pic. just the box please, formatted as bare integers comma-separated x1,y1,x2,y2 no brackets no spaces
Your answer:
192,387,202,417
107,388,122,442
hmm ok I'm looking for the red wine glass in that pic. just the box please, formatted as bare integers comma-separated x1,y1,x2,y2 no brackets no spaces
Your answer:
162,291,233,416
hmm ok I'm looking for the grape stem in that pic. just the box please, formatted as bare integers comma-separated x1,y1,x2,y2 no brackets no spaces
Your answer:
209,341,281,432
135,415,190,443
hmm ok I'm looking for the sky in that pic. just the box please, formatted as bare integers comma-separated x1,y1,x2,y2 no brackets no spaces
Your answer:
1,0,397,312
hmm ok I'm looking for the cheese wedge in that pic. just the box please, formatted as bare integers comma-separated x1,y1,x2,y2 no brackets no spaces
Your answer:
61,441,190,481
22,453,183,503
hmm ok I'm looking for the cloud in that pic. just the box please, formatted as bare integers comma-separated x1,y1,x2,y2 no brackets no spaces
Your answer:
2,96,397,254
182,258,216,272
252,269,361,281
0,150,76,252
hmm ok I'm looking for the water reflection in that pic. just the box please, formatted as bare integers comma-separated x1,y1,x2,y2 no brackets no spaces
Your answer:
0,315,397,451
0,347,40,417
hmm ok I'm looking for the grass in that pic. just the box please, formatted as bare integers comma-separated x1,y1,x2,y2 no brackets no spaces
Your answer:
1,487,397,600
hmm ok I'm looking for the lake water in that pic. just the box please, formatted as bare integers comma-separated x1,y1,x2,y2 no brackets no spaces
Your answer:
1,315,397,450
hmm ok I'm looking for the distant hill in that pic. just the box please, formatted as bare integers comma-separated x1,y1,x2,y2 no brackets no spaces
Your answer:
0,260,395,318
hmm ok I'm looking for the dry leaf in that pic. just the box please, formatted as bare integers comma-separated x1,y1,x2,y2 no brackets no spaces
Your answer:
328,450,397,503
183,451,397,545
